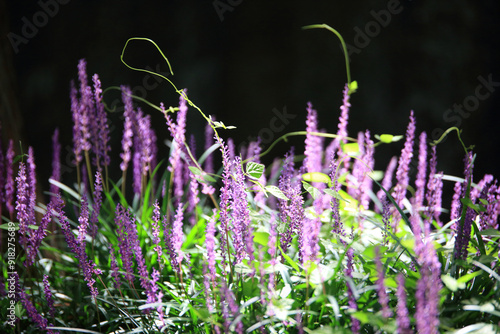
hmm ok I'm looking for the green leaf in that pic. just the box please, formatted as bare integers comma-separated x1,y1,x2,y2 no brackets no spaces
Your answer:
253,231,269,247
188,166,203,176
348,80,358,94
342,143,359,156
202,173,216,183
478,229,500,236
441,275,465,292
479,198,489,206
302,172,331,186
213,120,236,129
323,189,350,203
369,170,384,181
351,311,370,324
302,181,321,200
279,246,300,272
456,271,482,284
246,162,265,179
375,134,404,143
0,223,18,231
379,134,394,143
265,185,289,200
460,197,487,212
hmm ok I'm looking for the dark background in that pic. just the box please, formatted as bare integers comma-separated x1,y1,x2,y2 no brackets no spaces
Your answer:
2,0,499,203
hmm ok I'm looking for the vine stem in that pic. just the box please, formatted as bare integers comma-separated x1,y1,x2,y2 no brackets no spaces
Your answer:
302,24,357,95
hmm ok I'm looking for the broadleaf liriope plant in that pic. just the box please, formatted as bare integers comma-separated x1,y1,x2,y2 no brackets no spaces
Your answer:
1,24,499,334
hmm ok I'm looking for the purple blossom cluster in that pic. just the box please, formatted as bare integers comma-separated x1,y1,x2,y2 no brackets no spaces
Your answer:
71,59,111,172
114,203,159,305
119,86,158,196
56,195,102,299
14,150,55,266
164,92,189,205
392,110,416,224
278,149,306,259
19,289,58,334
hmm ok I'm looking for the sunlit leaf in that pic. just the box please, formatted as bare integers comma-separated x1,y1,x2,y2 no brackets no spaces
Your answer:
441,275,465,292
323,189,350,203
342,143,359,156
479,229,500,236
302,181,321,200
253,231,269,246
302,172,331,186
279,246,300,272
188,166,203,176
246,162,265,179
348,80,358,94
265,185,289,200
461,197,487,212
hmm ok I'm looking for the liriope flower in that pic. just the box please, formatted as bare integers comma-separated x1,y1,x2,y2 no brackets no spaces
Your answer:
5,140,16,219
392,110,416,224
50,128,61,198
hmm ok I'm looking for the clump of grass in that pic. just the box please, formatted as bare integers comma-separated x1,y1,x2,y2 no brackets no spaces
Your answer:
1,26,499,334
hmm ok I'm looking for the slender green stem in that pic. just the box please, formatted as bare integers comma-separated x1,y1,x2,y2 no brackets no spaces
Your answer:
243,131,358,164
302,24,357,95
431,126,470,155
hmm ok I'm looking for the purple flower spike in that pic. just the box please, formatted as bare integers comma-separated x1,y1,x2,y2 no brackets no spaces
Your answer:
25,200,54,266
90,170,103,237
416,241,442,334
188,172,200,226
151,201,163,270
70,81,83,165
478,179,499,230
16,163,31,248
337,83,351,144
345,248,360,334
120,86,135,172
164,92,188,205
71,60,93,163
50,128,61,198
206,210,217,285
392,110,416,224
109,244,121,290
450,181,462,225
413,131,427,212
232,156,255,265
56,195,101,299
330,152,345,241
43,275,56,318
77,194,90,246
115,205,135,282
216,136,232,267
453,151,475,257
166,203,185,272
396,274,411,334
278,149,305,258
5,140,16,220
92,74,111,168
0,126,4,218
382,199,392,245
19,290,50,332
304,102,322,174
376,156,398,213
425,146,443,227
204,121,215,174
